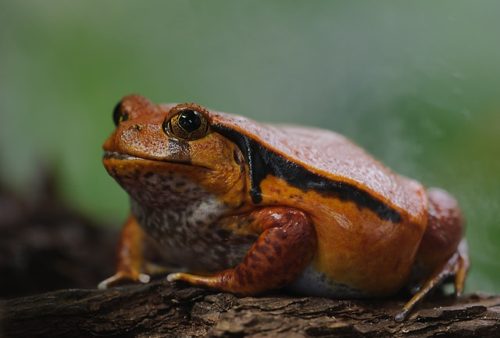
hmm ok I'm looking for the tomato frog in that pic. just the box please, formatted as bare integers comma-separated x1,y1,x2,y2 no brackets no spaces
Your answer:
99,94,469,321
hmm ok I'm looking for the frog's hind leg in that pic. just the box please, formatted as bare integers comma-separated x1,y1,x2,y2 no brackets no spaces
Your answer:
453,240,469,296
395,188,469,321
167,207,317,295
396,240,469,321
98,215,151,289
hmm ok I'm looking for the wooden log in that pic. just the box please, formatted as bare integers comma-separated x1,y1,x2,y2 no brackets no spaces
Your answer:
2,281,499,337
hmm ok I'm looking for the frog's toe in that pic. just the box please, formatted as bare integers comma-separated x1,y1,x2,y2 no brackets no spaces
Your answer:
166,272,191,283
98,274,121,290
138,273,151,283
453,239,469,296
166,273,179,282
98,271,151,289
166,272,217,288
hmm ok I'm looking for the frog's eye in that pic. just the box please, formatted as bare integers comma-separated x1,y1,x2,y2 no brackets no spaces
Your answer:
112,101,129,126
164,109,209,140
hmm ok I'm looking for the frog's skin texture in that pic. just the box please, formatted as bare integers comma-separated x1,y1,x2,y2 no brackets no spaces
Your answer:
99,95,469,320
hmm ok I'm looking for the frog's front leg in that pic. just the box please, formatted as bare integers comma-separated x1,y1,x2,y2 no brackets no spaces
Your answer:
167,207,317,294
98,215,151,289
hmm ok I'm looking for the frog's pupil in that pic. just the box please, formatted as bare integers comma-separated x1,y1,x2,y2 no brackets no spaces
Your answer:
178,110,201,132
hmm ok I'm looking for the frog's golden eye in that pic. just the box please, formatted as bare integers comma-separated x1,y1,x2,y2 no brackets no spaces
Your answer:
112,101,129,126
164,109,209,140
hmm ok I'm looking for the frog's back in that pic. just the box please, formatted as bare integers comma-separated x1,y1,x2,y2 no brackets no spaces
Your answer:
211,111,426,223
211,111,428,296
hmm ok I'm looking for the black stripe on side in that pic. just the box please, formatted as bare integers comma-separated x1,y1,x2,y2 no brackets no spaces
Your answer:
212,124,402,223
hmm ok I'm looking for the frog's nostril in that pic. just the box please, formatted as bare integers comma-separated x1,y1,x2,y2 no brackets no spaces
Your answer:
113,101,129,126
131,124,142,131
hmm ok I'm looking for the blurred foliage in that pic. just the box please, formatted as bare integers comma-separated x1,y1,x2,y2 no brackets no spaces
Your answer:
0,1,499,292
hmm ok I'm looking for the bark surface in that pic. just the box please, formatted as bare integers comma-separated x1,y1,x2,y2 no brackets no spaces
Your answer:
2,282,500,337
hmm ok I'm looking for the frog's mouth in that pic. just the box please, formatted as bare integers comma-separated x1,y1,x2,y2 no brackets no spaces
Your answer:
103,151,211,170
103,151,136,160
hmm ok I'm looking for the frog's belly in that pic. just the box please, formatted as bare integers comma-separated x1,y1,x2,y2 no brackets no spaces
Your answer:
132,200,256,272
146,221,256,273
155,232,254,273
287,264,367,298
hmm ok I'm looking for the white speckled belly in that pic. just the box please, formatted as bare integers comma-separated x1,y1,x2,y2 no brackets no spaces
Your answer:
124,170,255,272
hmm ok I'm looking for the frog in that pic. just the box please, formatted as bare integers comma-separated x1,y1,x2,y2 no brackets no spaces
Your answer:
99,94,469,320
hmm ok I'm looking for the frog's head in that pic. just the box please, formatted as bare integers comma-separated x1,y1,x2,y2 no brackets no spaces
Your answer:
103,95,247,208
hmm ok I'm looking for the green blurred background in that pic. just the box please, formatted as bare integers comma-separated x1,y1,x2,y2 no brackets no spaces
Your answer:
0,1,499,292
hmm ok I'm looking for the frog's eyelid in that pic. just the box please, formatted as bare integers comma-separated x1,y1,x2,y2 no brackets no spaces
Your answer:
169,103,210,119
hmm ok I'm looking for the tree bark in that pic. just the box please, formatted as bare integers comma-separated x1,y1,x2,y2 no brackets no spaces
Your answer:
2,281,499,338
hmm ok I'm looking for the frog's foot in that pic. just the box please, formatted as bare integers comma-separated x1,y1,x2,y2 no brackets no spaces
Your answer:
168,208,317,294
453,240,469,296
98,262,177,289
98,271,151,290
395,239,469,321
99,215,152,290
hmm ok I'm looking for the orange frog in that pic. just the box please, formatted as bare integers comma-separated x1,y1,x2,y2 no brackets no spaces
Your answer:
99,95,468,320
